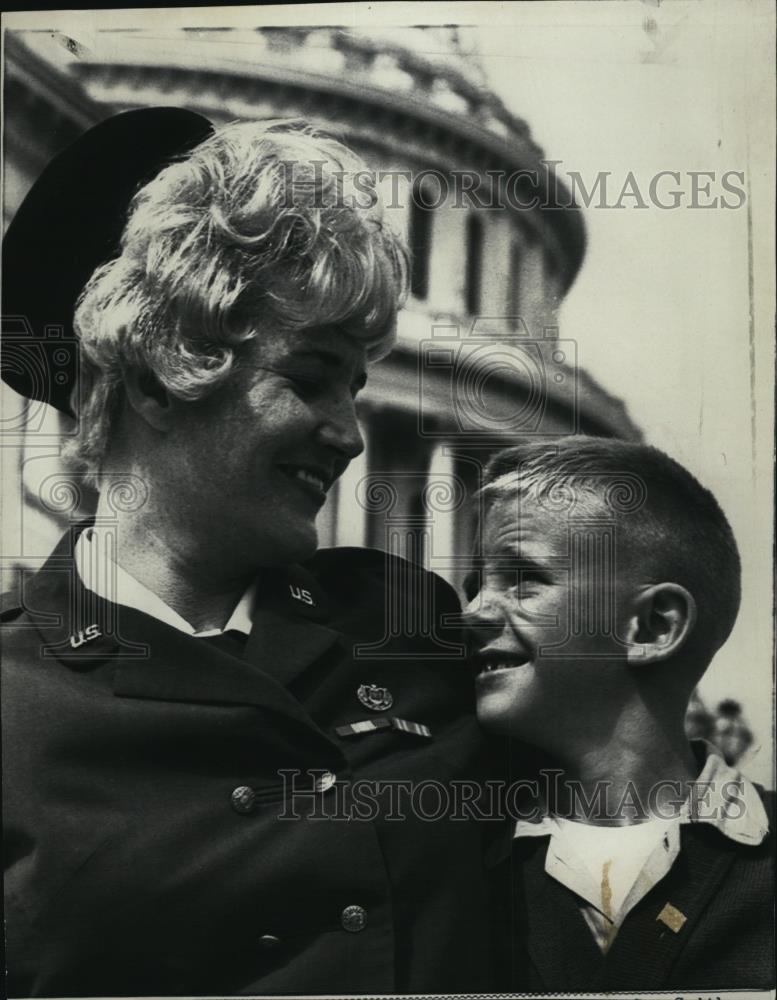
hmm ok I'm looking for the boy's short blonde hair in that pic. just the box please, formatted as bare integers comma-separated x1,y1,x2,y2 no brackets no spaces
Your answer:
481,436,741,657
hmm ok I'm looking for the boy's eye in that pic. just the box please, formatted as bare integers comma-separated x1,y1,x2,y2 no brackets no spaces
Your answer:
285,372,324,395
493,569,548,592
462,571,480,602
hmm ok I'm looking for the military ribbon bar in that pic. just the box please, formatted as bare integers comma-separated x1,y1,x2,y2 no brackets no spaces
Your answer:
335,717,432,738
335,718,393,737
391,718,432,738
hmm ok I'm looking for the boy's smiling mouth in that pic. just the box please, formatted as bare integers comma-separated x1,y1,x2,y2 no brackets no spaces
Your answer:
470,650,531,676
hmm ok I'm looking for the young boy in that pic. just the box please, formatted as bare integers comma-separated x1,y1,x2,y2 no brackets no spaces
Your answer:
465,436,773,993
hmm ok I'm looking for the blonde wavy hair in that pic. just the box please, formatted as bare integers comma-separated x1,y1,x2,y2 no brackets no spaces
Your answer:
66,119,409,484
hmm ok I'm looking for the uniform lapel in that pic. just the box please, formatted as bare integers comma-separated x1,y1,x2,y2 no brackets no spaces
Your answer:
244,609,343,688
598,824,738,990
19,522,147,665
21,525,341,735
242,562,345,688
110,614,321,733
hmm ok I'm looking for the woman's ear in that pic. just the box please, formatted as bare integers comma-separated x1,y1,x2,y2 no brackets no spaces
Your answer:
624,583,697,665
123,368,174,432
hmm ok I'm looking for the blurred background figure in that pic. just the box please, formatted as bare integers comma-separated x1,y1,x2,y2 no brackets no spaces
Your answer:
712,699,754,767
684,689,714,744
684,692,755,768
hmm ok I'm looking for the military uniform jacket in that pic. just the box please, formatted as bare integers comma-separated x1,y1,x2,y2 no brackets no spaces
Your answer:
2,524,494,997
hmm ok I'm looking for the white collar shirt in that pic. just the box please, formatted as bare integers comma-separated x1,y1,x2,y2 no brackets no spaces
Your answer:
74,525,256,637
513,747,769,953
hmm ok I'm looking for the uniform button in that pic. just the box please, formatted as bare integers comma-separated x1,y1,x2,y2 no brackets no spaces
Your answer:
314,771,337,793
259,934,281,950
341,904,367,933
231,785,256,815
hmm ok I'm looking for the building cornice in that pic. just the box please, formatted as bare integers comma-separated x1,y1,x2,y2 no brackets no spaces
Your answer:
4,27,586,291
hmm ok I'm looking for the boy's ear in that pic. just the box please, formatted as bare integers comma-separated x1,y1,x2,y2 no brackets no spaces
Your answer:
625,583,697,665
123,367,174,432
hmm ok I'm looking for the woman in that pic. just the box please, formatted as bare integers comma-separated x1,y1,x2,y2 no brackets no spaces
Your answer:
2,108,494,996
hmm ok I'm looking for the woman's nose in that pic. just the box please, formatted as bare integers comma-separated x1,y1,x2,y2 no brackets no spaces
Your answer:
317,400,365,461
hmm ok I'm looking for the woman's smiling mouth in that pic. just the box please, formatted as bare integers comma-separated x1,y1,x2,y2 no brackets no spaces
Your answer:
279,464,331,504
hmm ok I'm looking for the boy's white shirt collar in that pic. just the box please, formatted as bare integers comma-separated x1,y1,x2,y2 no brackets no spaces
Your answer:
74,525,256,637
514,743,769,845
513,744,769,952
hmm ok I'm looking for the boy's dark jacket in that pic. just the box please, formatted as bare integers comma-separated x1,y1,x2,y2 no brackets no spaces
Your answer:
492,777,775,992
2,523,497,997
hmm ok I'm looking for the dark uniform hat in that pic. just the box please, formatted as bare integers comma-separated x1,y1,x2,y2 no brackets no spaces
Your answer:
2,107,213,416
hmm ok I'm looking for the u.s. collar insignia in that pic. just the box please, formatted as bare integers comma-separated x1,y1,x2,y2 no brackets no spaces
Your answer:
357,683,393,712
288,584,315,607
69,623,102,648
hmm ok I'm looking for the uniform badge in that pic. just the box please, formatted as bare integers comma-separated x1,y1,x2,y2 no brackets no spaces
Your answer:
357,683,393,712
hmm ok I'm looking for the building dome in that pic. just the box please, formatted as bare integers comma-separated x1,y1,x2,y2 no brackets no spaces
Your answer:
3,22,640,590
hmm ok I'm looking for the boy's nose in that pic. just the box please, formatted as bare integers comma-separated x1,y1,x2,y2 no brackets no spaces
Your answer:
462,591,507,650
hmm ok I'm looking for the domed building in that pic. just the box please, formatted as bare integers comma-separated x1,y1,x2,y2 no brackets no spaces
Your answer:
3,24,640,591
